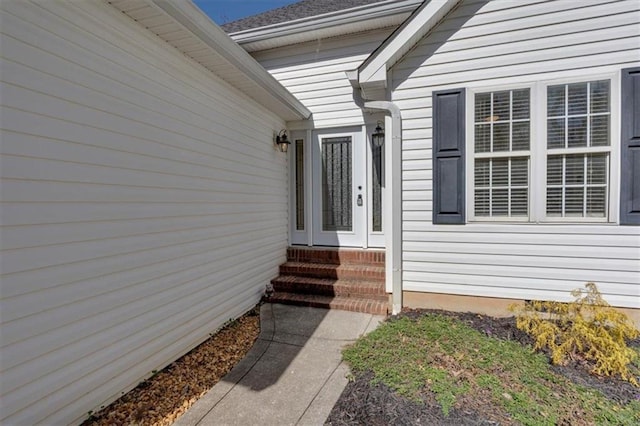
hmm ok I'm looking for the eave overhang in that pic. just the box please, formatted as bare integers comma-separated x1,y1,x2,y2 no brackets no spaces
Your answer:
354,0,460,92
228,0,423,53
108,0,311,121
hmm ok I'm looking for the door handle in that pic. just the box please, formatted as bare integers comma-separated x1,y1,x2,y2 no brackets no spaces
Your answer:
357,194,363,206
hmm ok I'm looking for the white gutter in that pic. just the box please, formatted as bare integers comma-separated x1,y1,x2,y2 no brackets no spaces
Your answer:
349,80,403,314
228,0,423,44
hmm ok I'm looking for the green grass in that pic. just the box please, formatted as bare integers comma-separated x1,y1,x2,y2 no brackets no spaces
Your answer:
342,314,640,425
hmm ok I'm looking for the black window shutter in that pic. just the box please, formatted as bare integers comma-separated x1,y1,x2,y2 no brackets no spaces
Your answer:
433,88,466,224
620,67,640,225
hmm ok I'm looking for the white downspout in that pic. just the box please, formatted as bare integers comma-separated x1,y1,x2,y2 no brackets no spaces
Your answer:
350,85,403,315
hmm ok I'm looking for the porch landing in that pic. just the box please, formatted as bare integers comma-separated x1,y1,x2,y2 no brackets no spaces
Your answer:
267,247,389,315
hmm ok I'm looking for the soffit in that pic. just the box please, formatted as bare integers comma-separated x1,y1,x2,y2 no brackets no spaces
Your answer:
108,0,310,121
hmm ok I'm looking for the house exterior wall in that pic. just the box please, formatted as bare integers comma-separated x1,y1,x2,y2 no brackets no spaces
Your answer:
252,28,393,129
0,1,287,424
391,0,640,308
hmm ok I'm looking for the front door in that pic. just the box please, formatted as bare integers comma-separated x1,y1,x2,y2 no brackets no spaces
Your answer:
312,128,365,246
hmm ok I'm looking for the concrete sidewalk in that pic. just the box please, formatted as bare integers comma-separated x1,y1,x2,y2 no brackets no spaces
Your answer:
174,303,385,426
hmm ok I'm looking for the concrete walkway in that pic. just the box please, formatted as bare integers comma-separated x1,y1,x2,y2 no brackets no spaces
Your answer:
174,303,385,426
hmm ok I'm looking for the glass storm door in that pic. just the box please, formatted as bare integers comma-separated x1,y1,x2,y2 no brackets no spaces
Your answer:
312,129,365,246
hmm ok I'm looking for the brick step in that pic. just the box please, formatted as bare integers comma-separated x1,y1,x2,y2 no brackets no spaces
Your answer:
279,261,385,281
271,275,387,300
268,292,388,315
287,247,385,266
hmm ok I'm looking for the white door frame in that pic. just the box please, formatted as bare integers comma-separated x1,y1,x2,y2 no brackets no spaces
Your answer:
289,126,385,248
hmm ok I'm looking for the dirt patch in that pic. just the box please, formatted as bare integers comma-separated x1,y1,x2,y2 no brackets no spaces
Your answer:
326,308,640,425
82,307,260,426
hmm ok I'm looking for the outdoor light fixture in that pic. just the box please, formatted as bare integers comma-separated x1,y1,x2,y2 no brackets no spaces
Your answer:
275,129,290,153
372,121,385,148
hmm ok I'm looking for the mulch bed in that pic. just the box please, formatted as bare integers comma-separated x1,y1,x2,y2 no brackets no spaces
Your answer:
79,306,638,425
81,307,260,426
325,308,640,425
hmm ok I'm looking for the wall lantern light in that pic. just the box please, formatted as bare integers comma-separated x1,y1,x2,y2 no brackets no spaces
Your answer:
275,129,290,153
372,121,385,148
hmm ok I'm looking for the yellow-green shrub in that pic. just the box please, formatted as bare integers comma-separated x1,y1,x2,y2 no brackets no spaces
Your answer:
511,282,639,385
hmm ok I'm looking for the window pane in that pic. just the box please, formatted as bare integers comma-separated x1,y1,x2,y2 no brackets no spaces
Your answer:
322,137,352,231
547,85,565,117
475,93,491,122
474,158,528,218
511,158,528,186
567,116,587,148
511,188,528,216
475,159,490,187
475,189,490,216
587,154,607,185
590,115,609,147
295,139,305,230
372,143,383,232
565,187,584,216
475,124,491,153
547,156,563,185
568,82,588,115
492,159,509,186
547,118,565,149
512,121,530,151
546,153,608,219
565,155,584,185
493,91,510,121
586,187,606,217
513,89,530,119
590,80,610,113
548,80,610,151
475,88,530,153
547,187,562,216
492,188,509,215
493,123,510,151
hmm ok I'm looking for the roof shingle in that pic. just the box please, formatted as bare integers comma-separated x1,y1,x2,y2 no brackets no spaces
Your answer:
220,0,390,33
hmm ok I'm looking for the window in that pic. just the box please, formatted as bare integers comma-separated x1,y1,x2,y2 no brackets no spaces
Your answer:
473,89,530,218
545,81,611,218
469,78,613,222
295,139,305,230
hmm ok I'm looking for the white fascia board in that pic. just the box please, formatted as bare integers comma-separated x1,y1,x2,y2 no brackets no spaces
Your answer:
230,0,423,44
150,0,311,120
358,0,460,88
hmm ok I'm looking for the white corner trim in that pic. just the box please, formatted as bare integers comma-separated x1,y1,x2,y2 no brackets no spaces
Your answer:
149,0,311,120
358,0,460,87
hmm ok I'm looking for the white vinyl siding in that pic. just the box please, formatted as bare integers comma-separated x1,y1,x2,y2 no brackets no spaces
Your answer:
0,2,287,425
392,0,640,308
252,29,393,129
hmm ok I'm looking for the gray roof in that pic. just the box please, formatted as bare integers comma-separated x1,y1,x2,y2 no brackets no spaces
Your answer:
221,0,390,33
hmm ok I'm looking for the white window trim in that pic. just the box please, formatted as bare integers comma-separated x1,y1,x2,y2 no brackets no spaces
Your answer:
466,82,536,223
466,72,620,224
